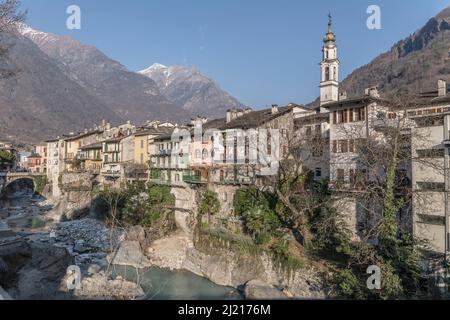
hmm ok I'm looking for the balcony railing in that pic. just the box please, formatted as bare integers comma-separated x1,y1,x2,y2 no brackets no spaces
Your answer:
183,175,205,183
159,150,172,156
222,178,252,185
101,170,121,177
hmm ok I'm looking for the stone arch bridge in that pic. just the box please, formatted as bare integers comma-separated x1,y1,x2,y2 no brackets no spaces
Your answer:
0,172,46,192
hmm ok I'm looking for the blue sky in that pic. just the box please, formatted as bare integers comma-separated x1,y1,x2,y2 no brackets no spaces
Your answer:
19,0,450,108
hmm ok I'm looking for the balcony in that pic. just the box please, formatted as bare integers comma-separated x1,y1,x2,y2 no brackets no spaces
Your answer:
100,169,121,177
159,150,172,156
183,175,206,184
222,177,252,185
372,118,398,130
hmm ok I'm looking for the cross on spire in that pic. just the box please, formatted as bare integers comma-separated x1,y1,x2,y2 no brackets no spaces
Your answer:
328,13,332,31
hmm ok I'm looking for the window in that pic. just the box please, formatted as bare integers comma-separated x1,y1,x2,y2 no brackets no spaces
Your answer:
141,140,144,148
175,174,180,182
349,139,355,153
418,214,445,226
332,140,338,153
349,109,354,122
337,169,345,183
361,107,366,120
333,111,337,124
202,149,208,159
416,117,444,127
305,126,312,136
222,192,228,202
343,109,348,123
416,149,445,158
417,182,445,191
140,153,144,164
355,107,365,122
315,168,322,178
349,169,356,186
354,109,361,122
340,140,349,153
195,150,201,159
325,66,330,81
388,113,397,120
355,169,368,187
315,125,321,135
312,141,323,157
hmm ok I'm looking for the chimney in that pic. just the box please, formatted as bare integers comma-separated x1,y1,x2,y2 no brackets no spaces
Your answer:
365,86,380,98
226,109,236,123
339,91,347,100
438,79,447,97
106,122,111,130
271,104,279,114
191,116,207,128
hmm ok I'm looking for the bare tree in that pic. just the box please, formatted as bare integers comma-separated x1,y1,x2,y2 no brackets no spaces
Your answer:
0,0,26,78
0,0,25,33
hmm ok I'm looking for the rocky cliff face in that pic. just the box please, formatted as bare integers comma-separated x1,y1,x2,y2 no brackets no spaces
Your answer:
144,197,326,299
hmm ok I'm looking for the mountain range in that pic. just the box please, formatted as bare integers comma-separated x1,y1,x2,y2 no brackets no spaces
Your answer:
0,25,244,143
1,6,450,143
0,30,121,143
337,7,450,101
139,63,243,118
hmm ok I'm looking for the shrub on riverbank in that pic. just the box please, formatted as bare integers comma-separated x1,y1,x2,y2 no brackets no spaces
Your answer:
98,182,175,229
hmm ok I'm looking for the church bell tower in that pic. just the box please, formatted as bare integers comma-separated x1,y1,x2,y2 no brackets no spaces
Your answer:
320,14,340,106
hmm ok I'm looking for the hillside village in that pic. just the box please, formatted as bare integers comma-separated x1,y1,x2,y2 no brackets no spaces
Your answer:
2,15,450,300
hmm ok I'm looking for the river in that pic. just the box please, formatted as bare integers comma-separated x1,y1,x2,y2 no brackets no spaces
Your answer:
0,186,242,300
112,265,242,300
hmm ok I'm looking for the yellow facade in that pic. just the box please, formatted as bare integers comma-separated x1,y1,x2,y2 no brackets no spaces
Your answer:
65,138,81,161
85,159,102,173
134,134,149,165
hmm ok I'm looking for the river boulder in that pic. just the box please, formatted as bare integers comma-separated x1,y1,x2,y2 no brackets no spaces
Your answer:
243,279,288,300
110,241,152,269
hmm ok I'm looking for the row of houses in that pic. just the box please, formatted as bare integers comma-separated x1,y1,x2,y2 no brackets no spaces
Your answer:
38,18,450,258
43,120,176,197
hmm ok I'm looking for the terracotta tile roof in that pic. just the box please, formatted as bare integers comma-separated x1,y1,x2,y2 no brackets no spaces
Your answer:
221,106,293,130
80,142,102,150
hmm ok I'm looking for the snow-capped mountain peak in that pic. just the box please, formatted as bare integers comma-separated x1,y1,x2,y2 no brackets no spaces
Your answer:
140,63,244,117
140,63,168,74
17,23,59,44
